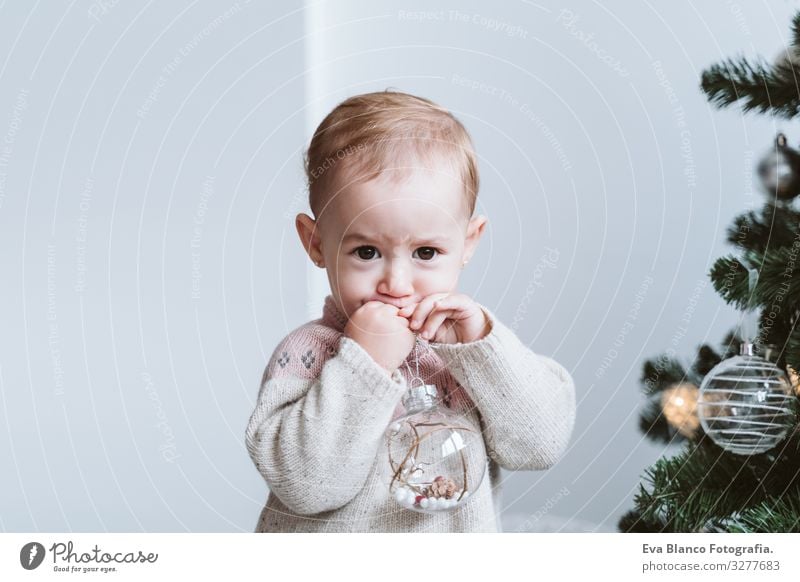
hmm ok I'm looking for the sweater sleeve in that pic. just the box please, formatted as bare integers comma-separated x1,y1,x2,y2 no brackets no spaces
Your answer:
245,328,408,516
429,305,576,471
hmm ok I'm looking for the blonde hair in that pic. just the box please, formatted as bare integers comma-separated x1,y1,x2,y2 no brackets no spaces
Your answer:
304,90,479,219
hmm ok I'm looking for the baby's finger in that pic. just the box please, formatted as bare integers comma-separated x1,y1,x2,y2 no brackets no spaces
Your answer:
427,294,473,320
419,309,450,340
398,303,418,318
409,293,448,330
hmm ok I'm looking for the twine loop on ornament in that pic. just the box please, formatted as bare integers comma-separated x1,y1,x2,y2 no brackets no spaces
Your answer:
403,335,423,387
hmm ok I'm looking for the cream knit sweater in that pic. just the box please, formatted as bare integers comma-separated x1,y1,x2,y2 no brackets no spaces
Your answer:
245,295,576,532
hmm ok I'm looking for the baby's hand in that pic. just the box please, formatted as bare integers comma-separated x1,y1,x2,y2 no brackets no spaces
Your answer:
344,301,416,373
398,293,492,344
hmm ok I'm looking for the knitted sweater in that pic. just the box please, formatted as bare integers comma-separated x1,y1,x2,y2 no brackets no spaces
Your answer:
245,295,576,532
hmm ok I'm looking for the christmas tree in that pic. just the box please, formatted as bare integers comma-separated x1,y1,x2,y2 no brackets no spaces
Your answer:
620,13,800,533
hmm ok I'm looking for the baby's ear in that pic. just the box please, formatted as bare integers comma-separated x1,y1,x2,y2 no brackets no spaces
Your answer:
295,213,325,266
464,215,488,258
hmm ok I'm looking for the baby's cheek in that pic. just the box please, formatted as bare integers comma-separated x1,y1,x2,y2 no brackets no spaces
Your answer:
331,272,369,304
433,262,460,278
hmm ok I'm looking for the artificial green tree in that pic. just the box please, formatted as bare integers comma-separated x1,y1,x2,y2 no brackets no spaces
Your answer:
620,13,800,533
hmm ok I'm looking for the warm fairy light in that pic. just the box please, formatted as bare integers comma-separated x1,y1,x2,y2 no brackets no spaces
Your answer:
661,382,700,438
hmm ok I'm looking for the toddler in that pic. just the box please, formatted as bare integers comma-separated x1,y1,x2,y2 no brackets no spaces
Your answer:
245,90,576,532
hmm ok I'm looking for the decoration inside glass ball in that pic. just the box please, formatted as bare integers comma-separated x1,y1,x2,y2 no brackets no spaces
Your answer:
660,382,700,438
392,474,468,512
757,133,800,200
697,351,795,455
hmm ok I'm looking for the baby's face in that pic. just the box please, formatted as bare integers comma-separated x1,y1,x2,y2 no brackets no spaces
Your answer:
298,162,486,320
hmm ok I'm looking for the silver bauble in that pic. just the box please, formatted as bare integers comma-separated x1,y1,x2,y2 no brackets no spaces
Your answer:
698,343,794,455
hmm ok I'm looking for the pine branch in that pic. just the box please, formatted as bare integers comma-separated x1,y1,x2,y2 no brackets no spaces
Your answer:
727,203,800,253
757,308,800,369
720,494,800,532
627,411,800,532
701,56,800,118
786,319,800,372
618,508,666,533
700,12,800,117
691,344,722,377
792,12,800,50
709,250,800,313
640,355,688,395
719,329,745,360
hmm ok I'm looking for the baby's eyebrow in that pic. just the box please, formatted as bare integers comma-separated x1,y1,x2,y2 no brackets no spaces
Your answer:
342,233,449,245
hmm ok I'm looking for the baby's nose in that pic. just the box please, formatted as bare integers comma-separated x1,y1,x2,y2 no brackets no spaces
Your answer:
378,262,414,296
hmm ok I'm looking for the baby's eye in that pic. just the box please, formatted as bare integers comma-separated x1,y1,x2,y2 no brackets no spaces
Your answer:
353,246,380,260
414,247,439,261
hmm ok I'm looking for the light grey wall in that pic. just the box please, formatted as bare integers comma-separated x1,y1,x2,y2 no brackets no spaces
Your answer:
1,1,797,532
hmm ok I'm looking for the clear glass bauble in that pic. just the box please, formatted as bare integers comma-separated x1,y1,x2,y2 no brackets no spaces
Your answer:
697,344,795,455
384,381,486,513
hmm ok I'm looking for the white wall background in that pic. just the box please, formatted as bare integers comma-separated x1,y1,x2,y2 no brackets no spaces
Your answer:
1,0,798,532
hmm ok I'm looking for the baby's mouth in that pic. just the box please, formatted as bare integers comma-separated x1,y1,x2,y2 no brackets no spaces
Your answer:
366,297,415,310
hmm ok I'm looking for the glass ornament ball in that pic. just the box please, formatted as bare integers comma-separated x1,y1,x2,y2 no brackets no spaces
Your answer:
757,133,800,200
697,345,795,455
385,381,487,514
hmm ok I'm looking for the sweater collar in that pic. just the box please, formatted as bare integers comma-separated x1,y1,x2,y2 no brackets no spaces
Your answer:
321,295,348,332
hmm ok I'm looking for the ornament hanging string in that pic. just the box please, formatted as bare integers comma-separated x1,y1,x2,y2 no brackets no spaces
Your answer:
404,334,424,389
740,266,759,349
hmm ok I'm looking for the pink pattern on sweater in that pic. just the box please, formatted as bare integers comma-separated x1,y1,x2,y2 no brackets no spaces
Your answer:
264,295,475,419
